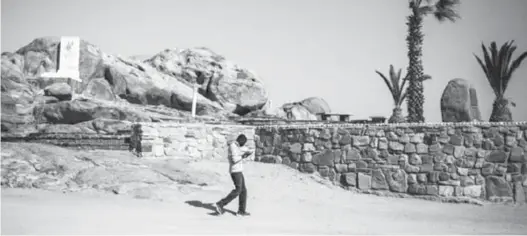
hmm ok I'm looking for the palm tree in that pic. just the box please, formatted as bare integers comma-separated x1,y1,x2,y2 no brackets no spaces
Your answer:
405,0,460,123
474,41,527,122
376,65,432,123
376,65,408,123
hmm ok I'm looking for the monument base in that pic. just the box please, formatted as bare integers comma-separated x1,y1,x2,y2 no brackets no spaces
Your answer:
41,70,81,82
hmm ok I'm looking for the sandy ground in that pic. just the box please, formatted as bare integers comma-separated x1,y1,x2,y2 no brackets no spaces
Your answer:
2,161,527,235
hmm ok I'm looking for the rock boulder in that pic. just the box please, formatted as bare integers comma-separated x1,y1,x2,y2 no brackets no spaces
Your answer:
441,78,482,122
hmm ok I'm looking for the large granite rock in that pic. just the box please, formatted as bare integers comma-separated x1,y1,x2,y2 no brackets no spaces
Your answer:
275,97,331,120
1,37,268,135
144,48,269,115
441,78,482,122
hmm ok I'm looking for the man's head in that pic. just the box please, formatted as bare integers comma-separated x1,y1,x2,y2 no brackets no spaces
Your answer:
236,134,247,147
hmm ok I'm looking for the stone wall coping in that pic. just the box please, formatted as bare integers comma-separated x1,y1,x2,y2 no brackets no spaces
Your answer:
134,122,251,128
133,121,527,130
251,121,527,129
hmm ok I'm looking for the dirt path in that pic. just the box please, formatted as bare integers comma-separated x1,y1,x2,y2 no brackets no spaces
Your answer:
3,161,527,235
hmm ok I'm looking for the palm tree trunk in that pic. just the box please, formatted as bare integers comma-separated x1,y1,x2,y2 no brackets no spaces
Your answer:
388,106,406,123
405,10,426,123
489,97,513,122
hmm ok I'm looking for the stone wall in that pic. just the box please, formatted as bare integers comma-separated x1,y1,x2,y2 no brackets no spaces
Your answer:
1,133,130,150
131,122,256,160
254,122,527,204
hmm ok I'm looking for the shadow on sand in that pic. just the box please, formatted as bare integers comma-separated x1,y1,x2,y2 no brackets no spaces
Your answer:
185,200,236,216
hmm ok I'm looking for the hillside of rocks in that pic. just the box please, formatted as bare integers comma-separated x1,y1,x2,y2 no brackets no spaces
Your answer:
1,37,271,136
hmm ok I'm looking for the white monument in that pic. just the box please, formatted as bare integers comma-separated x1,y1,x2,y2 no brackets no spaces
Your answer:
191,84,198,118
41,36,82,82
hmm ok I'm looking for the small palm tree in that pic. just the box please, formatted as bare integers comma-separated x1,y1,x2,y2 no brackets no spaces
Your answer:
376,65,409,123
405,0,460,123
474,41,527,122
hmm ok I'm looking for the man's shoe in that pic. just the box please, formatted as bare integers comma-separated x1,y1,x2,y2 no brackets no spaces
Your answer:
237,211,251,216
214,203,225,215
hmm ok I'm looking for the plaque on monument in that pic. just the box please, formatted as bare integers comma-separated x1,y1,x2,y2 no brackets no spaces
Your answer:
41,36,81,82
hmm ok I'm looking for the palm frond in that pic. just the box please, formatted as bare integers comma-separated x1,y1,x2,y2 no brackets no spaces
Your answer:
376,65,408,106
481,42,501,96
376,70,396,96
500,41,516,93
418,6,434,15
433,0,460,22
475,41,527,98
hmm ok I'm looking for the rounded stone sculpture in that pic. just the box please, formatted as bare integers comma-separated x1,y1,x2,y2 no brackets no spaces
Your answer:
440,78,482,122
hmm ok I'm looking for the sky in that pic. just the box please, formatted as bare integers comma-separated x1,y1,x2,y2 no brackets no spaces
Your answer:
2,0,527,122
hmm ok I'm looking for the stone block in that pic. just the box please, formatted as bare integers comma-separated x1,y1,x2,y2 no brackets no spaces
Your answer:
439,185,454,197
428,171,440,183
416,143,428,154
404,143,416,153
260,155,282,164
443,144,455,155
493,135,505,147
482,163,495,176
426,185,439,195
460,176,475,186
353,136,370,147
457,167,469,176
513,182,526,203
312,150,339,166
378,138,388,150
429,143,442,153
475,175,485,185
344,148,361,163
421,154,433,164
506,135,517,147
510,147,526,163
389,141,404,151
485,176,513,199
450,134,464,146
358,173,372,190
405,164,420,173
408,184,427,195
409,154,422,165
399,134,410,144
343,172,357,186
454,146,465,158
417,173,427,184
302,152,313,162
507,163,522,174
303,143,316,152
335,164,348,173
486,150,508,163
339,134,352,145
463,185,483,198
420,163,434,173
384,169,408,193
290,143,302,154
410,133,425,144
439,180,461,186
361,147,378,159
408,174,418,185
299,163,316,173
372,169,389,190
433,153,447,163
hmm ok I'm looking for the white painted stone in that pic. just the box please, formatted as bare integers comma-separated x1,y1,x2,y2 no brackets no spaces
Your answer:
153,144,164,157
41,36,81,82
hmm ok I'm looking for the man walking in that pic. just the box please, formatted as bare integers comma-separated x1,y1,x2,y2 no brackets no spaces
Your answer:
214,134,252,216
